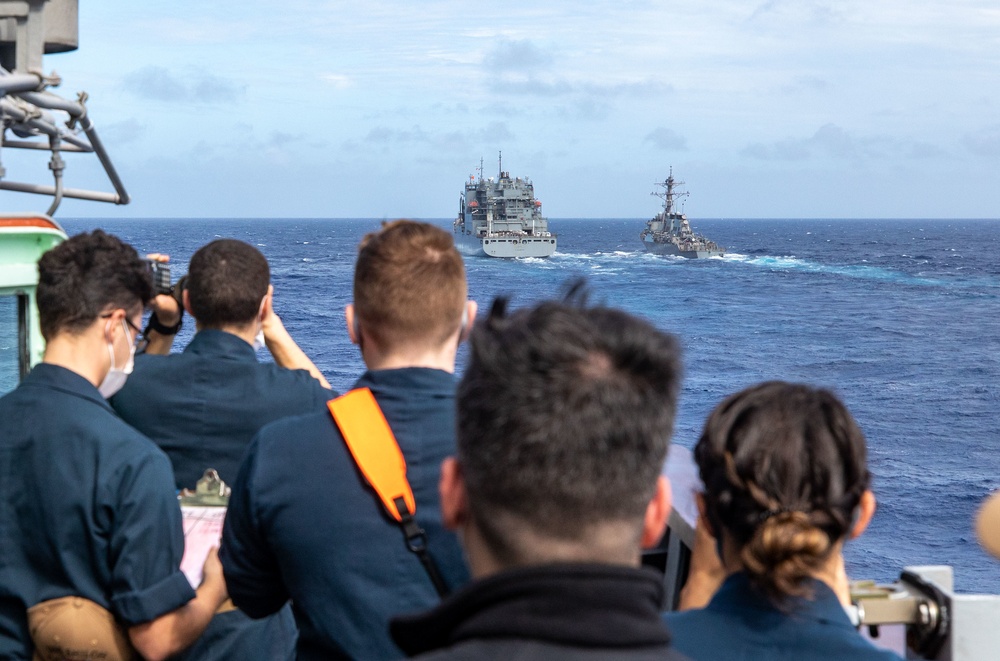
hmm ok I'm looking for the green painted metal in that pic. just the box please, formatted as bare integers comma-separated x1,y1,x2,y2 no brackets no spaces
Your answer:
0,215,67,376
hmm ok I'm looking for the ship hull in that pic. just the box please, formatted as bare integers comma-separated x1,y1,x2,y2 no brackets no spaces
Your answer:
456,230,556,258
641,235,722,259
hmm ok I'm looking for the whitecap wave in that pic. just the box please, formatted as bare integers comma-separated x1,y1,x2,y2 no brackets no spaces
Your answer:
733,253,942,286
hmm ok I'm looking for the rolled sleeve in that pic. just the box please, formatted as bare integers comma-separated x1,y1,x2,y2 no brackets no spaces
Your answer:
107,448,196,624
112,571,196,626
221,430,290,618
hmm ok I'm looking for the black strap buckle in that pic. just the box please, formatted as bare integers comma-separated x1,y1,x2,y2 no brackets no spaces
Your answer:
393,496,450,597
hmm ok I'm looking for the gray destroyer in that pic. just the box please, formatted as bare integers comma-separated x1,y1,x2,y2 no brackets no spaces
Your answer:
640,169,723,258
453,155,556,258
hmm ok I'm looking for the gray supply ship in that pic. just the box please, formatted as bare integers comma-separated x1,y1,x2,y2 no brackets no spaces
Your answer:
453,154,556,258
640,169,723,258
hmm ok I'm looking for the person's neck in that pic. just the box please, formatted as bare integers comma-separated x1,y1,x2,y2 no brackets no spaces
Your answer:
361,338,459,373
721,536,851,606
43,333,107,387
462,520,641,580
810,546,850,606
196,322,256,347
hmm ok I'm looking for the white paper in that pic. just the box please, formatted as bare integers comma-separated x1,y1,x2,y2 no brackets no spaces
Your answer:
180,506,227,589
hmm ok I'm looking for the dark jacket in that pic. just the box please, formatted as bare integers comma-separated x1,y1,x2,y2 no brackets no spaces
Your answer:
391,563,689,660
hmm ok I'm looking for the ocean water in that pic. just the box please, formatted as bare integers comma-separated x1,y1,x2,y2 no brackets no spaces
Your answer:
31,217,1000,593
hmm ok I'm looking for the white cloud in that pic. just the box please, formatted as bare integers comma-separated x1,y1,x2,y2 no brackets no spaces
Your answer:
122,67,243,104
644,128,688,151
781,75,829,94
962,126,1000,157
354,122,514,153
741,124,948,162
55,1,1000,217
482,39,554,72
100,119,146,146
320,74,353,90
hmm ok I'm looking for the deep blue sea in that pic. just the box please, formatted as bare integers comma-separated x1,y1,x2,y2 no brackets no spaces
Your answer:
48,217,1000,593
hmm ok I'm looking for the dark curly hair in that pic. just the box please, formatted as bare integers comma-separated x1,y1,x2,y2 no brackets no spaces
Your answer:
695,381,870,607
457,282,682,564
36,230,152,340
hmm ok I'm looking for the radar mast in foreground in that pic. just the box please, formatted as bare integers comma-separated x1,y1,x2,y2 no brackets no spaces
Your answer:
0,0,128,216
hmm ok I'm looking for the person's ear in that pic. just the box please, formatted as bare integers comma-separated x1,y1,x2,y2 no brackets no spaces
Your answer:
345,304,359,345
260,285,274,322
641,476,672,549
182,289,194,317
102,309,124,343
459,301,477,342
439,457,468,531
849,490,876,539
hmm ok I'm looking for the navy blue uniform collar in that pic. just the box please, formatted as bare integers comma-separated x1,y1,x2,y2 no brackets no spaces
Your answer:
24,362,113,412
711,572,853,628
184,329,257,362
354,367,455,396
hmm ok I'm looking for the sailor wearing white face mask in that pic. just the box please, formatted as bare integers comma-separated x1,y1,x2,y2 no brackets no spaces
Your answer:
0,230,227,661
97,315,142,398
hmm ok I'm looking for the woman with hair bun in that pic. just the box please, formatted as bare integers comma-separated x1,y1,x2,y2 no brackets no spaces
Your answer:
664,381,902,660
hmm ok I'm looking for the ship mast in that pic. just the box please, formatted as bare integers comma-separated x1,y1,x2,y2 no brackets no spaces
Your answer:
651,166,689,233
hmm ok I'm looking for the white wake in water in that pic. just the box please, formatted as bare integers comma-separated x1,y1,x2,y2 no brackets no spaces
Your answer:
716,252,946,286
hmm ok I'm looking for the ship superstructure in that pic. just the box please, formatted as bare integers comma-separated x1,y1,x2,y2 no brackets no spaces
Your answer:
640,169,723,258
454,154,556,258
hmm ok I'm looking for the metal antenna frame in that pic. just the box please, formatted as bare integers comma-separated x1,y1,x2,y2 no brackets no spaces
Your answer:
0,0,129,215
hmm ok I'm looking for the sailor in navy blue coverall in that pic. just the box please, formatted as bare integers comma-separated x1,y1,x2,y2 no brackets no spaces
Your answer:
112,330,332,661
221,220,475,660
111,239,335,661
222,368,470,660
664,573,903,660
1,230,226,659
112,328,333,489
0,364,195,659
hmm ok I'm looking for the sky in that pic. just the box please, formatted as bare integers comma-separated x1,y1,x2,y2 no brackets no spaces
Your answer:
3,0,999,218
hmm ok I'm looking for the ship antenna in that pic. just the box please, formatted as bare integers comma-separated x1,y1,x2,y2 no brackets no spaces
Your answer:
651,166,687,217
498,150,502,178
665,171,673,214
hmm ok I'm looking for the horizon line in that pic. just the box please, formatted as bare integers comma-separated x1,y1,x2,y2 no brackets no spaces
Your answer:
55,216,1000,222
